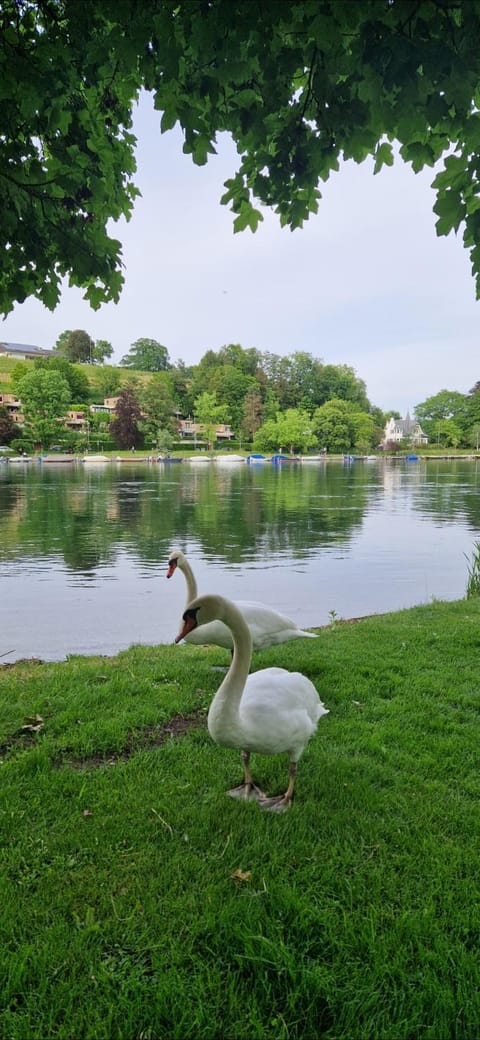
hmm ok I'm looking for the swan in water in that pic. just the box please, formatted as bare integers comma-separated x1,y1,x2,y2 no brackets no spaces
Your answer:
176,594,328,811
167,549,317,651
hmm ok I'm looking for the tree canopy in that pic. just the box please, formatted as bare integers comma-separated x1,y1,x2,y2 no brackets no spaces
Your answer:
120,339,171,372
2,0,480,316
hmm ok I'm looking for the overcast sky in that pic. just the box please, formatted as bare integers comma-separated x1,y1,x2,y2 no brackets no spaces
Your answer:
1,93,478,415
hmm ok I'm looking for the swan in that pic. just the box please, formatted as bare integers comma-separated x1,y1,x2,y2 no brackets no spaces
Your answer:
175,593,328,811
166,549,317,651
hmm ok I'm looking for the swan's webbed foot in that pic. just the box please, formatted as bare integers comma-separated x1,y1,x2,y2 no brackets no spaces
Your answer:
228,781,266,801
258,793,293,813
258,763,297,812
228,751,265,801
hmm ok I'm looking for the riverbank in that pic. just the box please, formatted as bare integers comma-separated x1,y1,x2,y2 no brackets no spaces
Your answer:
1,596,480,1039
2,449,480,466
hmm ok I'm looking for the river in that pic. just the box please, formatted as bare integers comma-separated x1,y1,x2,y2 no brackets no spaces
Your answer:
1,456,478,662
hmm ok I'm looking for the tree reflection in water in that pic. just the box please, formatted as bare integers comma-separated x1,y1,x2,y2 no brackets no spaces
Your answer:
1,458,479,661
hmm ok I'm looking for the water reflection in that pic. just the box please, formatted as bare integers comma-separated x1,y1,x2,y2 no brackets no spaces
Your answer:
1,459,479,661
0,462,375,571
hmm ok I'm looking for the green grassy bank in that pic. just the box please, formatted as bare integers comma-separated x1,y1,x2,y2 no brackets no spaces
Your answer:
1,598,480,1039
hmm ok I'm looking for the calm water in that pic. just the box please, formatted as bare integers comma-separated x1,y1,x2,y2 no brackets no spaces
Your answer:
1,458,479,663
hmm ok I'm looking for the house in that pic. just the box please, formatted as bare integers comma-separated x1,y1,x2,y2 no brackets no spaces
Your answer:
89,397,119,415
382,412,428,448
0,392,24,424
64,410,86,430
177,417,234,441
0,342,55,360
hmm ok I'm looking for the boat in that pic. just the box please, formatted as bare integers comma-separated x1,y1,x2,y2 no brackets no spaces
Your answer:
40,454,76,464
271,453,296,464
157,455,183,463
246,453,266,464
405,453,419,462
214,454,245,464
82,454,109,464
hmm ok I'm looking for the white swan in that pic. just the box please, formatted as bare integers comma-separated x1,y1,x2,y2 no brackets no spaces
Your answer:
167,549,317,651
175,594,328,811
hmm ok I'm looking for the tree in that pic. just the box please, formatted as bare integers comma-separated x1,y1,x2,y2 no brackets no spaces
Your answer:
242,388,264,441
93,339,114,364
0,405,16,444
312,400,357,454
139,374,176,447
3,2,480,317
217,343,261,377
194,391,228,451
120,339,171,372
253,418,281,455
16,369,71,449
432,418,463,448
259,352,325,412
208,366,256,432
316,365,371,412
350,411,377,454
54,331,72,355
415,389,469,439
276,409,318,454
109,387,144,449
254,409,317,454
34,356,90,402
57,330,95,365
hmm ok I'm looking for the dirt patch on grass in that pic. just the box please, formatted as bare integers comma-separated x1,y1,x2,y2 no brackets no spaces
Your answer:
55,711,206,770
0,711,206,767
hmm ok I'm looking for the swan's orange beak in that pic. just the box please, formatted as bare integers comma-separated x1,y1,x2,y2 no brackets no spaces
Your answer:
166,559,177,579
175,611,198,643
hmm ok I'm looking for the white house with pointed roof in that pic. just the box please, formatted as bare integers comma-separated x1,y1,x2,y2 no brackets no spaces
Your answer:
382,412,428,448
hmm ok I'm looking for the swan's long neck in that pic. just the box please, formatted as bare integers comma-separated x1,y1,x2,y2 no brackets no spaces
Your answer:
179,556,198,605
208,601,252,739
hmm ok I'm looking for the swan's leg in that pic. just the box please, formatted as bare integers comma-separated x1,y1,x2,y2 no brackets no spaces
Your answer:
259,761,297,813
228,750,266,801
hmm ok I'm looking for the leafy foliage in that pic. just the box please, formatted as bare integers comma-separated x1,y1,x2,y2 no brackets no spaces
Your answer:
56,330,95,365
3,1,480,315
312,399,362,454
415,388,476,444
93,339,114,364
139,374,176,446
0,404,16,444
34,356,90,402
15,367,71,449
194,390,228,449
109,386,143,449
254,407,317,454
465,541,480,598
120,339,171,372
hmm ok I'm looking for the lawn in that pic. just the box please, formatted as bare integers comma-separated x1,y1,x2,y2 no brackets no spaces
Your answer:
1,598,480,1039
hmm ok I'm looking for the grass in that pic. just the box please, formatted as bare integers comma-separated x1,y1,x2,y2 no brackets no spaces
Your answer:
1,598,480,1039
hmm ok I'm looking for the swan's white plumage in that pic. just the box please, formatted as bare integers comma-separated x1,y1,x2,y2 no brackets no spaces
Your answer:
167,549,317,651
175,593,328,810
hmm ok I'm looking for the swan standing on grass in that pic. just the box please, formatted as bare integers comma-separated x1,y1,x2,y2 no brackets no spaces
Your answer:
167,549,317,651
175,594,328,812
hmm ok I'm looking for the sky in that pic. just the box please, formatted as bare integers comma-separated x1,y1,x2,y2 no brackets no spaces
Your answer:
1,92,478,415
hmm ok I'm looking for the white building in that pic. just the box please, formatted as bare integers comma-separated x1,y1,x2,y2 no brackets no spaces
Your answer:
0,341,54,360
382,413,428,447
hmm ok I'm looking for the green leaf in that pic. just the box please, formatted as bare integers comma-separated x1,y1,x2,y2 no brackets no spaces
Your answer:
373,142,394,174
160,108,178,133
433,191,466,236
